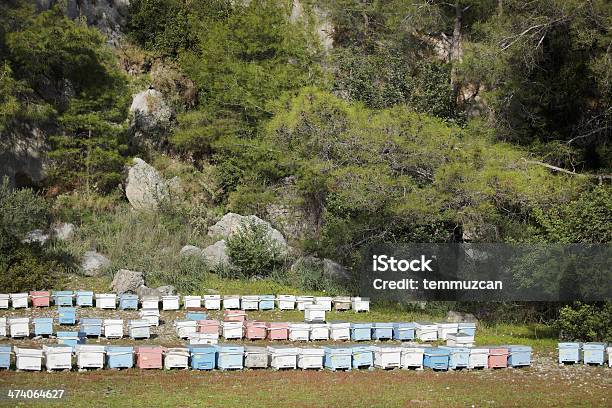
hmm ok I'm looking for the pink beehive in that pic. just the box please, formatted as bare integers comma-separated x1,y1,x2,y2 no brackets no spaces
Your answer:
488,347,508,368
245,321,267,340
30,291,51,307
224,310,247,323
135,346,163,369
197,319,220,335
267,322,289,340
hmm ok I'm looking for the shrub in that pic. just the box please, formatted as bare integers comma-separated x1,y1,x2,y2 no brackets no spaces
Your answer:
555,302,612,342
0,246,62,292
226,219,283,278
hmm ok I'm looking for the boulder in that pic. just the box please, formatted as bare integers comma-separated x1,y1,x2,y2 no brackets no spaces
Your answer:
323,258,351,281
208,212,288,251
180,245,203,257
202,240,230,269
125,158,169,211
111,269,144,294
129,88,172,131
446,310,478,323
136,285,159,297
81,251,111,276
52,223,75,241
22,229,49,245
156,285,176,296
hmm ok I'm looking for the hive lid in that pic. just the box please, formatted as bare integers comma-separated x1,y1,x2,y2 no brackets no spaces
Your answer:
299,347,325,355
104,319,124,324
106,346,134,352
244,346,267,353
75,345,106,352
33,317,53,323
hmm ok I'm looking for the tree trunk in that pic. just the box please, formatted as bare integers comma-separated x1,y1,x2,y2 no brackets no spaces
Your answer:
450,2,463,103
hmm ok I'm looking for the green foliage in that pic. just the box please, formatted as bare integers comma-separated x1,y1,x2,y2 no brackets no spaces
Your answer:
0,245,62,292
226,219,284,278
555,302,612,342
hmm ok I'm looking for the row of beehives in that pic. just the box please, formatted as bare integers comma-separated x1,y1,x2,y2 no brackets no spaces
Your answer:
558,342,612,366
0,343,538,372
0,292,369,312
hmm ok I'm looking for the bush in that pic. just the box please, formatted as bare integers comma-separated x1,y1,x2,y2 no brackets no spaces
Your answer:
555,302,612,342
0,246,63,292
283,257,344,295
226,219,283,278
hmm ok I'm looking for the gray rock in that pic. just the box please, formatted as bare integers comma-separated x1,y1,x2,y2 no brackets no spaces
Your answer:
446,310,478,323
22,229,50,245
136,285,160,298
125,158,170,211
156,285,176,296
323,258,351,281
208,212,288,251
52,223,75,241
290,256,323,273
81,251,111,276
129,89,172,131
110,269,144,294
180,245,203,257
202,240,230,269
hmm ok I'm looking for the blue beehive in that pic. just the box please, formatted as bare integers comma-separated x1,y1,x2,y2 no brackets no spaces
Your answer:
423,348,450,371
106,346,134,369
76,291,94,307
259,295,275,310
583,342,606,366
57,331,85,350
33,318,53,336
57,307,77,325
458,322,476,337
324,346,352,371
186,312,207,321
440,346,470,370
351,323,372,341
0,345,11,369
190,345,217,370
80,318,102,337
392,323,415,341
119,294,138,310
506,345,532,367
215,344,244,370
372,323,394,340
53,291,74,306
352,346,374,369
558,342,581,364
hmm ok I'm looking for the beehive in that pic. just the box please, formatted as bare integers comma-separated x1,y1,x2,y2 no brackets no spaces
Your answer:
415,322,438,342
298,347,325,370
267,322,289,340
43,345,72,371
437,323,459,340
141,295,159,309
56,331,85,350
216,344,244,370
304,304,326,323
119,294,138,310
374,346,402,369
174,320,197,339
458,322,476,337
607,347,612,368
241,295,259,311
14,347,43,371
106,346,133,369
276,295,296,310
190,345,216,370
0,317,6,337
400,345,427,370
162,295,180,311
0,345,11,369
244,320,267,340
352,345,374,369
53,291,74,306
296,296,315,311
0,294,9,309
183,295,202,309
9,317,29,338
203,294,221,310
75,291,94,307
333,296,351,311
188,332,219,345
33,318,53,337
80,318,102,337
468,347,489,369
351,323,372,341
135,346,163,369
351,297,370,313
258,294,275,310
103,319,123,339
222,321,243,339
487,346,509,368
128,319,151,339
75,345,105,369
139,308,160,326
314,296,333,311
506,345,532,368
164,347,190,369
323,346,352,371
583,342,606,366
10,293,28,309
329,321,351,341
186,312,207,321
289,323,310,341
446,333,474,348
244,345,269,368
223,295,240,310
196,319,220,335
310,323,330,341
423,348,450,371
95,293,117,309
392,323,415,341
268,346,298,370
372,323,394,340
30,291,51,307
58,306,76,325
558,342,580,364
224,309,247,323
440,346,470,370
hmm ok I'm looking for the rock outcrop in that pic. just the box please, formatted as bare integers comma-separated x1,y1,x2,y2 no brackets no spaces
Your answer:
111,269,145,294
208,213,288,251
52,223,75,241
202,240,230,269
125,158,170,211
81,251,111,276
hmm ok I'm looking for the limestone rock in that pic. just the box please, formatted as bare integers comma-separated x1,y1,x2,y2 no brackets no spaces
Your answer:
125,158,169,211
111,269,145,294
129,88,172,131
323,258,351,281
22,229,49,245
446,310,478,323
202,240,230,269
208,212,288,251
156,285,176,296
82,251,111,276
180,245,203,257
52,223,75,241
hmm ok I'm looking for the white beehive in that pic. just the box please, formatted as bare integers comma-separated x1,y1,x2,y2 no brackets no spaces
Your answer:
277,295,296,310
267,346,298,370
330,322,351,341
374,346,402,369
10,293,29,309
139,308,160,326
103,319,124,339
437,323,459,340
95,293,117,309
222,321,243,339
0,317,6,337
288,323,310,341
9,317,29,338
188,332,219,345
223,295,240,310
128,319,151,339
296,296,315,311
203,294,221,310
304,304,326,323
141,296,159,309
309,323,330,341
241,295,259,311
164,347,190,369
162,295,180,311
183,295,202,309
400,344,427,370
415,322,438,342
446,333,474,347
0,294,9,309
75,345,105,369
314,296,332,311
351,297,370,313
298,347,325,369
15,347,43,371
174,320,197,339
469,347,489,369
43,345,73,371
